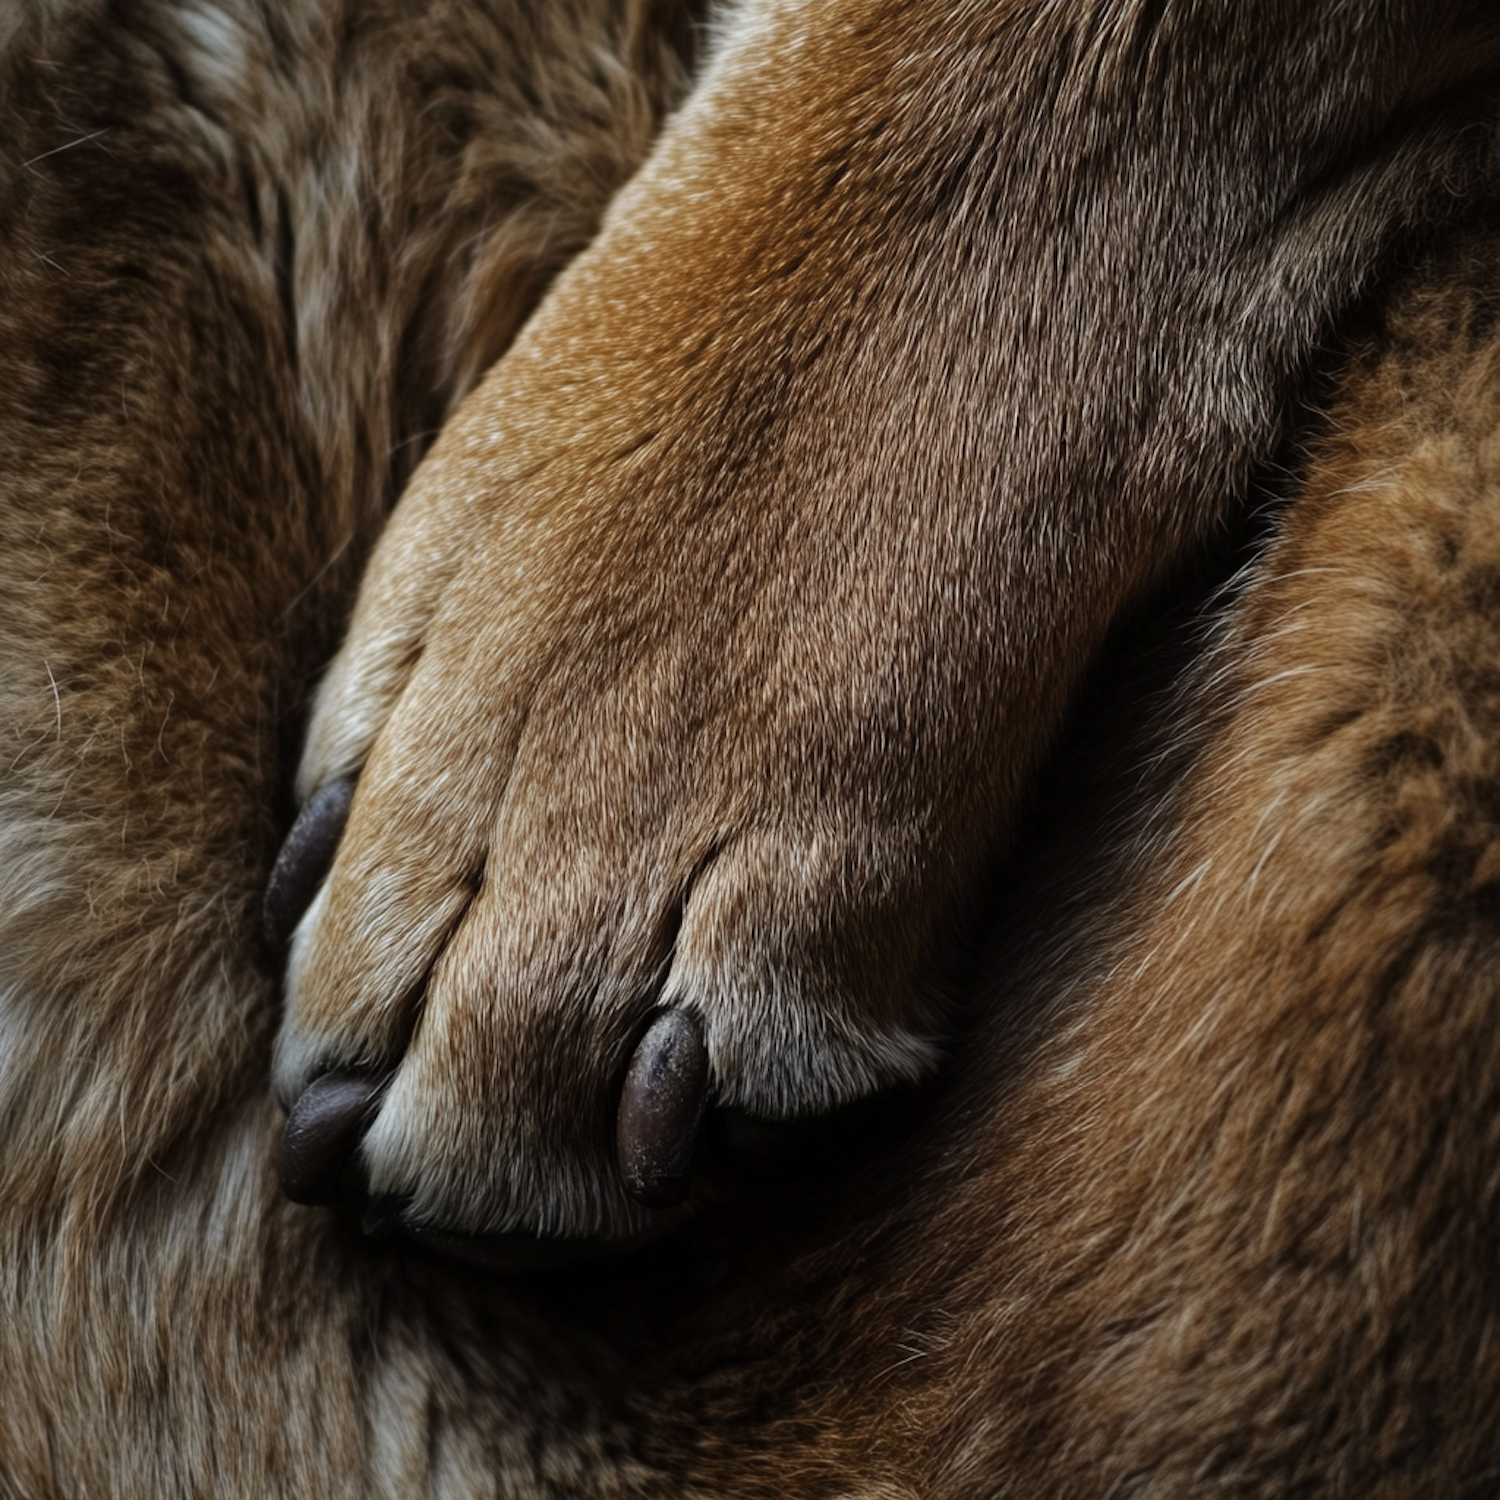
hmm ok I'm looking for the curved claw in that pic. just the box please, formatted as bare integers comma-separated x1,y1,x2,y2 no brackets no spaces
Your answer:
263,777,356,951
277,1070,383,1206
616,1010,710,1208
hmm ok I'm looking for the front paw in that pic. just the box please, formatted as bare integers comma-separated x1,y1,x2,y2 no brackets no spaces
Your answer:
269,632,955,1250
265,411,978,1251
266,19,1040,1252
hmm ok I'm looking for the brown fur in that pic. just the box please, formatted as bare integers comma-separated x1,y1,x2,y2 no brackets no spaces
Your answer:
3,0,1500,1494
0,0,693,1490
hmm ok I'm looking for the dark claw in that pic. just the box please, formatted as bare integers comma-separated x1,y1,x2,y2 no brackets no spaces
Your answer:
616,1010,709,1208
263,777,356,951
277,1070,383,1206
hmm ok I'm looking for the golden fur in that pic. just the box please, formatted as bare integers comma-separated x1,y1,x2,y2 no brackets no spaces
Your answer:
3,0,1500,1493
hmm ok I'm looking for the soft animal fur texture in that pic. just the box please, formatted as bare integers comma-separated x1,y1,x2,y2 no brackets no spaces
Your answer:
4,1,1500,1496
277,0,1500,1245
